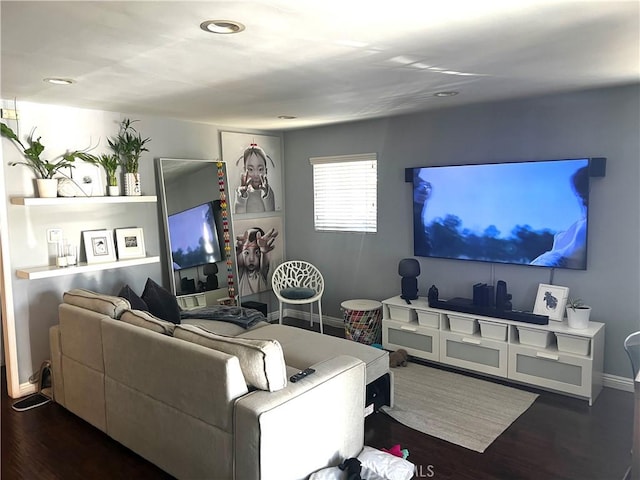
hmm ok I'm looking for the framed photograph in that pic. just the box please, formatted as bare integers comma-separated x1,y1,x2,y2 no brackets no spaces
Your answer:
221,131,283,215
115,227,146,259
533,283,570,322
233,215,284,297
71,162,104,197
82,230,116,263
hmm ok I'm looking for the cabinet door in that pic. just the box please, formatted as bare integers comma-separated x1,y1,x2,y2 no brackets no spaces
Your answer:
508,344,592,399
383,319,439,361
440,331,508,377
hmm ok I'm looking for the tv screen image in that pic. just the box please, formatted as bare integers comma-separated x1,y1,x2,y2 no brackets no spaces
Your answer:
168,201,223,271
412,158,590,270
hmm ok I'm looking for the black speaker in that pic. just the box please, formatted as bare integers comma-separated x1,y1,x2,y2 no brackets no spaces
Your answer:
495,280,512,311
589,157,606,177
405,167,414,183
398,258,420,301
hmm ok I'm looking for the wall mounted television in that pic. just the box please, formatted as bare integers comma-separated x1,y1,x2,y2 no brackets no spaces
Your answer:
412,158,591,270
168,200,223,271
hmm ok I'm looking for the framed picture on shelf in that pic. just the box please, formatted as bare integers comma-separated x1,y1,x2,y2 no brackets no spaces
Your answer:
82,230,116,263
115,227,146,259
533,283,569,322
71,162,104,197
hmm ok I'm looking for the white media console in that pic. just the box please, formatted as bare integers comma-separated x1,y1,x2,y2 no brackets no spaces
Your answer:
382,295,605,405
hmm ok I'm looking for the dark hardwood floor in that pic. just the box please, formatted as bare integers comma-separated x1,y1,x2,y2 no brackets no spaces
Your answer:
2,318,634,480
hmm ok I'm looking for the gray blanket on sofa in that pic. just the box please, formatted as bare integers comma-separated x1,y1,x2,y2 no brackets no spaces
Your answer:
179,305,266,329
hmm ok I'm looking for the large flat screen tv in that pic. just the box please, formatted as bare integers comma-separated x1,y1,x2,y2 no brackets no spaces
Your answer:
412,158,590,270
168,200,223,271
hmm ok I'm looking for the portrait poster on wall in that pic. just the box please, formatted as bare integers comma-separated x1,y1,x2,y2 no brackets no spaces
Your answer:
234,216,284,297
221,132,283,215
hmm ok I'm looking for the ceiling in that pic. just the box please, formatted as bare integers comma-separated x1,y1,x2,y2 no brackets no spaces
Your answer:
1,1,638,131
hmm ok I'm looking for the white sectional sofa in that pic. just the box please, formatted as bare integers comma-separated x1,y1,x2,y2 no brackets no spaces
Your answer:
49,289,389,479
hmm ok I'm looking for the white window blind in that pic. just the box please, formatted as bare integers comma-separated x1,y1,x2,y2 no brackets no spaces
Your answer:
310,153,377,233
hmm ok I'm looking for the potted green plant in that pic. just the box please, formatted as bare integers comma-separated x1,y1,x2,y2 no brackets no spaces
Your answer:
76,152,120,196
108,118,151,196
566,298,591,329
1,123,83,198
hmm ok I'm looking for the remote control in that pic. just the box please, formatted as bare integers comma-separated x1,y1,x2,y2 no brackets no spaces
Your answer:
289,368,315,383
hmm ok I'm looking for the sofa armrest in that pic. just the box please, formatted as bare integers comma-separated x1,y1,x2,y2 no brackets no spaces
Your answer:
234,355,365,480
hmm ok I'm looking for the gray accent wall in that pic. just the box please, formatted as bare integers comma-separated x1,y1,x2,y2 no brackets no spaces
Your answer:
282,84,640,378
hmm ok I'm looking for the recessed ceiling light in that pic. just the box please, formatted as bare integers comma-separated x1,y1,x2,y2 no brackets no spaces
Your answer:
200,20,245,34
277,115,297,120
434,91,459,97
43,77,74,85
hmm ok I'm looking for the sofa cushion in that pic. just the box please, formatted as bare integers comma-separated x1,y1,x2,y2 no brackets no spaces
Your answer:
141,278,181,324
118,284,149,311
280,287,316,300
173,324,287,392
120,309,176,335
239,324,389,385
63,288,130,319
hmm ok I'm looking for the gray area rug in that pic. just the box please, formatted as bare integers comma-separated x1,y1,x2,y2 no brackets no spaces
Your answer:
380,363,538,453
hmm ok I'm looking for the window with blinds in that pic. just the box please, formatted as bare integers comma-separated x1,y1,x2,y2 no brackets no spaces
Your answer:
310,153,377,233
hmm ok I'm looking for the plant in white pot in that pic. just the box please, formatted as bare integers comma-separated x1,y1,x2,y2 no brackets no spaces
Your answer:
108,118,151,196
0,123,84,198
76,152,120,196
566,298,591,329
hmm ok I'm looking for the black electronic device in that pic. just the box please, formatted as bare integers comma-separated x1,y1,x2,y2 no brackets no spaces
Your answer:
398,258,420,303
473,283,495,307
428,296,548,325
495,280,512,311
411,158,593,270
203,263,219,290
290,368,316,383
168,200,224,271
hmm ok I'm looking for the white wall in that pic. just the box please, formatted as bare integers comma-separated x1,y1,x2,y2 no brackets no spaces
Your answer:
0,101,259,392
283,84,640,378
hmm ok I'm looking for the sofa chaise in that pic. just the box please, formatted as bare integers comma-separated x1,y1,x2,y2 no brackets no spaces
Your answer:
49,289,390,479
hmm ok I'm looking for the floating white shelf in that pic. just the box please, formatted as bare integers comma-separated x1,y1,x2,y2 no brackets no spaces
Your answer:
16,256,160,280
10,195,157,206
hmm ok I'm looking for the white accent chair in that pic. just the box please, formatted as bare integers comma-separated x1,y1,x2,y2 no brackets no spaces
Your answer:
624,331,640,379
623,331,640,480
272,260,325,334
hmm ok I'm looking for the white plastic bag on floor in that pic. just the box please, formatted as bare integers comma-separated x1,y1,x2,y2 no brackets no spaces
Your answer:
308,446,414,480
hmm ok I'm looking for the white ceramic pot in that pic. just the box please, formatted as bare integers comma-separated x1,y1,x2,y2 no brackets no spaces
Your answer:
566,306,591,329
124,172,141,196
108,185,120,196
36,178,59,198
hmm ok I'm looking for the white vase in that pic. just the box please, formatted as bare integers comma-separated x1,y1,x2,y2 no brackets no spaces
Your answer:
36,178,59,198
566,306,591,329
108,185,120,196
124,172,141,196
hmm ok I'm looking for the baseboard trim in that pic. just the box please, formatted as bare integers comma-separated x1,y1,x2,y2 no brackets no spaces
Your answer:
19,381,37,397
279,308,344,329
603,373,634,392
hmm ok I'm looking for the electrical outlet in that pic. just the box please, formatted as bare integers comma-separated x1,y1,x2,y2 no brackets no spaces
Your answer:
47,229,63,244
0,109,18,120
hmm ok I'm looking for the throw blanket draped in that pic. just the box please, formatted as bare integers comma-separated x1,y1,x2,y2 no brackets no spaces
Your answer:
179,305,266,329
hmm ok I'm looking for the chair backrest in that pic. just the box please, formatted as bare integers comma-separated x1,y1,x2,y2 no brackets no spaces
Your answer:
271,260,324,295
623,331,640,378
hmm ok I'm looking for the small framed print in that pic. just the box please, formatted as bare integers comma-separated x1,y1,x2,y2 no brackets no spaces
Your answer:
115,227,146,259
82,230,116,264
533,283,570,322
72,162,104,197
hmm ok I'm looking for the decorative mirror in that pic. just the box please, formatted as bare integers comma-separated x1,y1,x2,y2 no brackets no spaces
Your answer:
156,158,238,304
